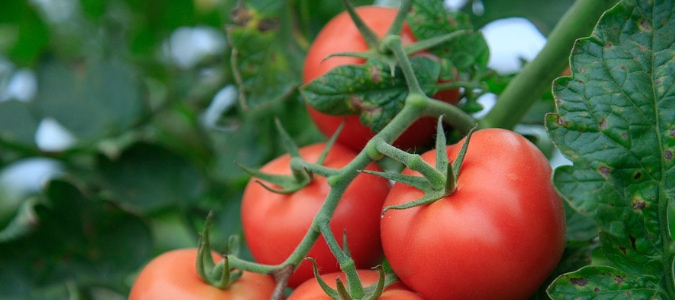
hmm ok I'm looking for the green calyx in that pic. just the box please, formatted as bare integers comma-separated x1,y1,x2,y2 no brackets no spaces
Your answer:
364,117,475,216
236,119,343,194
308,257,394,300
196,212,242,289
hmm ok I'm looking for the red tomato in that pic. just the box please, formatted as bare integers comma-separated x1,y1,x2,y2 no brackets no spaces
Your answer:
241,143,391,287
380,129,566,299
302,6,460,152
129,248,276,300
288,270,422,300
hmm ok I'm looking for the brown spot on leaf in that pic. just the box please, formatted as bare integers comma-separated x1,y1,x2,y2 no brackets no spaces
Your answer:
598,165,611,178
665,150,673,161
639,19,652,32
369,65,382,83
633,200,646,210
570,277,588,286
615,275,625,284
671,128,675,137
598,118,607,130
618,246,627,255
605,43,613,49
594,287,601,293
633,172,642,180
579,67,586,74
556,116,567,126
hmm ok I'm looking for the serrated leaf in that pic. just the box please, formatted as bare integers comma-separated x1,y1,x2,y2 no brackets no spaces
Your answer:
407,0,489,70
545,0,675,285
228,1,303,109
301,56,439,132
547,265,664,299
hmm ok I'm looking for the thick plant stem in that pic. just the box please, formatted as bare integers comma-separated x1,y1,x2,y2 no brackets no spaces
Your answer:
478,0,620,130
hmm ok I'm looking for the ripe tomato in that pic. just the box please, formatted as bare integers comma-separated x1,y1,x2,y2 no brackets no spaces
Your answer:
241,143,391,287
288,270,422,300
302,6,460,152
380,129,566,299
129,248,276,300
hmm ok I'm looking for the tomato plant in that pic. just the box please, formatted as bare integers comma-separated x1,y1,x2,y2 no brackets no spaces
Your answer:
380,128,566,299
129,248,276,300
302,6,460,151
288,269,422,300
241,142,390,287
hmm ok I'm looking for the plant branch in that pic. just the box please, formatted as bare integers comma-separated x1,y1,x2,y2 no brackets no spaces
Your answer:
478,0,620,129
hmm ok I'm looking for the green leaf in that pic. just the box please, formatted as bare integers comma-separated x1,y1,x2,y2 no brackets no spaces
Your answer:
301,56,439,132
97,142,205,213
0,0,49,66
0,178,152,297
547,265,664,299
0,100,39,148
228,0,304,109
407,0,490,70
545,0,675,289
34,59,146,143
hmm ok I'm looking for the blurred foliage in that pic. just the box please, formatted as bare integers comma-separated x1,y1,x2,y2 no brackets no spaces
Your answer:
0,0,574,298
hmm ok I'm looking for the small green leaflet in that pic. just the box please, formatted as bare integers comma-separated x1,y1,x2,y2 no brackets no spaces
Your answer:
545,0,675,298
407,0,489,70
300,56,439,132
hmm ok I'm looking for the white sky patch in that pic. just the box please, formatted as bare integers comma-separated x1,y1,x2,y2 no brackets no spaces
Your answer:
35,118,77,152
163,26,227,69
201,85,238,129
481,17,546,74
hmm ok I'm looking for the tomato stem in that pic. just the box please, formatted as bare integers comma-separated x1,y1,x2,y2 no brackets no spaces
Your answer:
478,0,620,130
341,0,380,49
382,0,413,53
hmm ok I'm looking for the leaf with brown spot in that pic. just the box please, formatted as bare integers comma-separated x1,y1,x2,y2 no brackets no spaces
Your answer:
545,0,675,297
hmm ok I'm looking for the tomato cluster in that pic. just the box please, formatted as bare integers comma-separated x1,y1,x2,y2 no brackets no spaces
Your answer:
129,5,566,300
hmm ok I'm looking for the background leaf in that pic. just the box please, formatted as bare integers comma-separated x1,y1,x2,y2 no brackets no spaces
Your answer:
546,0,675,292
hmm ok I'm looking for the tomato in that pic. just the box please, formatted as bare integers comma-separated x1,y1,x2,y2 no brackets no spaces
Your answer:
380,129,566,299
241,143,390,287
288,270,422,300
129,248,276,300
302,6,460,152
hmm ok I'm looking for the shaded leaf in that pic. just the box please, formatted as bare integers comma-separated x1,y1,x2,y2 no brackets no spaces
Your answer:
0,100,39,148
0,178,152,297
34,59,146,143
97,142,204,213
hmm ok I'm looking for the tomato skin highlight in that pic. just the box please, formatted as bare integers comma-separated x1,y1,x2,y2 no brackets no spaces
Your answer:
129,248,276,300
302,6,459,152
241,143,391,287
380,129,566,300
288,270,423,300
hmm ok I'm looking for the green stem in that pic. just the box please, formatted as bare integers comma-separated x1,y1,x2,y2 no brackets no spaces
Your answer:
383,0,413,50
478,0,620,129
341,0,380,48
317,222,364,298
385,35,425,96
